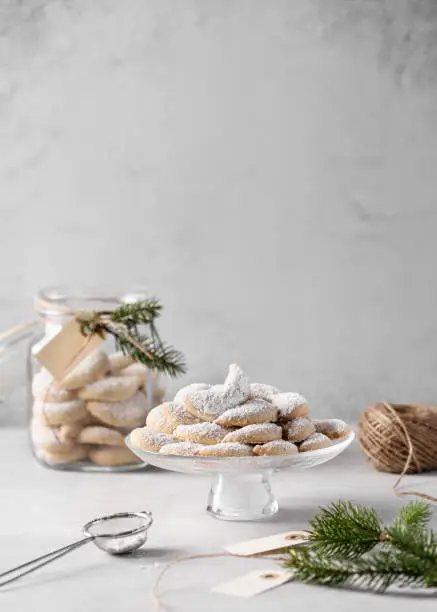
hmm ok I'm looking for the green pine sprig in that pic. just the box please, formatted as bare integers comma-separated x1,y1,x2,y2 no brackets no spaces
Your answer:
77,299,186,377
307,500,383,559
282,500,437,593
285,546,432,592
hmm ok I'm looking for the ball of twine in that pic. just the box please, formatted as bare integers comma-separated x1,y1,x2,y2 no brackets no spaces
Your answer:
358,402,437,474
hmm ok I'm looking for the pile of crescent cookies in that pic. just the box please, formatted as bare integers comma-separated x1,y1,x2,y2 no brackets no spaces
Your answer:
130,364,351,457
31,350,164,467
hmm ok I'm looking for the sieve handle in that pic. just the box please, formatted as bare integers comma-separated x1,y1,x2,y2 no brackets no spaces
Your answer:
0,536,93,588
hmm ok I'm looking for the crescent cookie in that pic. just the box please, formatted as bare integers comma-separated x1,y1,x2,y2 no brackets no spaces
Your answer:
129,427,178,452
223,363,251,405
89,446,141,466
31,419,74,453
185,385,231,421
59,350,109,390
78,375,140,402
272,393,309,421
223,423,282,445
299,433,332,452
78,426,125,447
35,445,89,465
59,423,84,443
159,441,205,456
119,363,148,387
33,399,87,426
248,383,280,402
174,422,232,445
86,391,149,428
174,383,210,405
165,402,202,428
215,399,277,427
146,403,176,434
107,352,134,374
283,417,315,443
32,369,77,403
253,440,298,456
313,418,351,439
198,443,253,457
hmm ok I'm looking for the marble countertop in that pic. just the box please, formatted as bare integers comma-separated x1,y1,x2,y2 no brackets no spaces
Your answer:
1,429,436,611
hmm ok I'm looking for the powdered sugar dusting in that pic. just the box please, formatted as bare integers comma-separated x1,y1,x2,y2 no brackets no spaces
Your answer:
174,422,230,444
223,364,251,405
249,383,280,402
223,423,282,444
313,419,350,438
199,442,253,457
159,441,205,456
186,385,231,420
215,399,277,427
166,402,202,426
284,417,315,442
273,393,308,419
299,433,332,452
174,383,210,405
146,404,175,434
253,440,298,456
130,428,177,452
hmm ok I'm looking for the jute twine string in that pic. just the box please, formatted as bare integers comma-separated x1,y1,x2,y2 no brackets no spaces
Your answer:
151,551,285,611
358,401,437,502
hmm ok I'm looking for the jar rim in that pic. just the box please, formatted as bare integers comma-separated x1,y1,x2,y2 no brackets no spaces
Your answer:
35,284,149,319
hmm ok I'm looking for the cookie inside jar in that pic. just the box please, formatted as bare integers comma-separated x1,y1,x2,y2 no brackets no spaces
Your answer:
30,350,158,470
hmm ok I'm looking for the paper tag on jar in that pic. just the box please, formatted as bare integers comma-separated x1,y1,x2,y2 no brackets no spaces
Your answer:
34,318,105,381
225,530,309,557
212,568,292,598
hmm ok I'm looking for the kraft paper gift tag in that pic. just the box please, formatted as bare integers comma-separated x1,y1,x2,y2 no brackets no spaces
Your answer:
34,318,104,381
225,530,309,557
212,568,292,598
212,530,307,598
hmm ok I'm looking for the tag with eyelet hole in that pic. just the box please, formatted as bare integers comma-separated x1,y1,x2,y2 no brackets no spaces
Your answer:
212,568,292,598
225,530,309,557
34,318,105,381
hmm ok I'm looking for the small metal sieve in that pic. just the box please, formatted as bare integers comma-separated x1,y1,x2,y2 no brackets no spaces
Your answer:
0,510,153,587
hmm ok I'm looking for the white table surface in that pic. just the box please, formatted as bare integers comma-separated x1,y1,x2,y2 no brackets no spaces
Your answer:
1,428,436,611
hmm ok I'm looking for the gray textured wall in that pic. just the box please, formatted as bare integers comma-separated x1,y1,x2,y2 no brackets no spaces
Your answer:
1,0,437,424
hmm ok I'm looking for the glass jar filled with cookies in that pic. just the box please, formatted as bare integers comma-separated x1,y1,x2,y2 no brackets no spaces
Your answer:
28,286,166,471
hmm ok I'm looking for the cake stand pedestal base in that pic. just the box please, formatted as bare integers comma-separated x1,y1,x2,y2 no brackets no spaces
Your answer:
206,472,278,521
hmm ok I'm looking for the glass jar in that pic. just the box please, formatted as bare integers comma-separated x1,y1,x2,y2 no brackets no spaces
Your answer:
28,285,165,471
0,324,36,427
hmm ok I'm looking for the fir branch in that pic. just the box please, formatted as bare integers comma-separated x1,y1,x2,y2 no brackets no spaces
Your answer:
392,501,433,531
77,298,186,377
386,502,437,568
308,500,383,559
108,299,163,326
284,547,430,593
281,501,437,593
110,327,186,378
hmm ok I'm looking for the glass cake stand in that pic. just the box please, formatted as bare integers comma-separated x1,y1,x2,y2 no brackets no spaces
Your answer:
126,432,354,521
